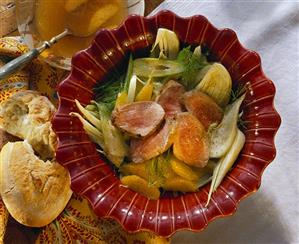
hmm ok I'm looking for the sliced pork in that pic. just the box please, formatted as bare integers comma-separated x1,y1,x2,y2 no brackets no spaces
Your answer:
156,80,186,118
130,119,176,163
112,101,165,138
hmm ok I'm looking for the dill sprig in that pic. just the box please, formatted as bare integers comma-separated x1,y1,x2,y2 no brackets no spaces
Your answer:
230,83,250,130
230,83,247,103
146,148,172,187
93,55,133,113
176,46,209,89
238,117,249,130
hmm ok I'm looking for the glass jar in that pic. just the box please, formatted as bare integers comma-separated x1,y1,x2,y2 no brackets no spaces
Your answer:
15,0,144,70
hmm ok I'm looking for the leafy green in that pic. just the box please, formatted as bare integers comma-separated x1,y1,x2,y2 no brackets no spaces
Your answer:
230,83,247,103
176,46,193,64
176,46,209,89
124,54,134,92
93,74,124,112
93,55,134,113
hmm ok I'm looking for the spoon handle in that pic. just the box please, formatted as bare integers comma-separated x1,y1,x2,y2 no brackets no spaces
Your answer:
0,29,70,80
0,48,41,80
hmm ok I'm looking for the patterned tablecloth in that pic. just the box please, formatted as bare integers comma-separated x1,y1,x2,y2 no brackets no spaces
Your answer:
0,7,167,243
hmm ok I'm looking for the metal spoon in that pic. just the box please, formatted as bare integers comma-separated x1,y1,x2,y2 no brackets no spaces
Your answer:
0,20,96,80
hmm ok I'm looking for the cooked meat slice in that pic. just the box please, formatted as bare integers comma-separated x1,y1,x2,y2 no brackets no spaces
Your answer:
173,113,209,167
130,119,176,163
183,90,223,130
112,101,165,138
156,80,186,117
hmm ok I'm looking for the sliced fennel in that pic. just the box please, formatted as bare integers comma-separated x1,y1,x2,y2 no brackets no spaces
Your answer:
98,103,128,167
73,100,128,167
209,94,245,158
206,129,245,206
124,54,134,91
133,58,184,78
70,112,105,150
127,74,137,103
75,99,102,130
195,64,212,84
151,28,180,59
193,45,202,57
196,63,232,107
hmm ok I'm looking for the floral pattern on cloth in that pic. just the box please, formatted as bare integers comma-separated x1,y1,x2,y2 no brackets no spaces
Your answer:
0,37,169,244
0,37,67,106
37,194,169,244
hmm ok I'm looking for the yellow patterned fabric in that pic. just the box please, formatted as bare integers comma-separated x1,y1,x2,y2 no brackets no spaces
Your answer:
0,199,8,244
37,194,168,244
0,37,169,244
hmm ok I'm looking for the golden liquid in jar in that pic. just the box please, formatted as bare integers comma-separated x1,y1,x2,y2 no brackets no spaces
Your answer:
35,0,127,58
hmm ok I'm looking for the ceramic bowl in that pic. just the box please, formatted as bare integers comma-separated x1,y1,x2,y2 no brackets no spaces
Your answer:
52,10,281,237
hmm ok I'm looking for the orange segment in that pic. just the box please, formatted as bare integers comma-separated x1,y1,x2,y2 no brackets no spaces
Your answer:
173,113,209,167
120,175,160,200
163,177,198,192
170,157,199,181
183,90,223,130
120,162,148,180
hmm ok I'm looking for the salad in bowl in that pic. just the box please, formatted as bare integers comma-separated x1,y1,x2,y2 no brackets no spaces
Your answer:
72,28,246,205
53,10,280,237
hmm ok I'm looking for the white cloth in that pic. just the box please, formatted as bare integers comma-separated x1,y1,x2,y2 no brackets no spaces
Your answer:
151,1,299,243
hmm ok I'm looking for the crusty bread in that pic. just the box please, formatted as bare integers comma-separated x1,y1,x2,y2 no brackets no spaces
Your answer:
0,129,19,150
0,91,56,159
0,141,72,227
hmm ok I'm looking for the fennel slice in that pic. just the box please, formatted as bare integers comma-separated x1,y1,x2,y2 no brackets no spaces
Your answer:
209,94,245,158
214,129,245,189
133,58,184,78
127,74,137,103
101,119,128,167
75,100,102,130
205,158,222,207
193,45,202,57
69,112,105,150
151,28,180,60
206,129,245,206
196,63,232,107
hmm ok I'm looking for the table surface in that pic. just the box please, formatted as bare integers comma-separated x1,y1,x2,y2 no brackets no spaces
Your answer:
3,1,299,243
151,1,299,243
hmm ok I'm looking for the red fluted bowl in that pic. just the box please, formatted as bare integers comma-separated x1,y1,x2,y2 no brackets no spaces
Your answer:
52,10,281,237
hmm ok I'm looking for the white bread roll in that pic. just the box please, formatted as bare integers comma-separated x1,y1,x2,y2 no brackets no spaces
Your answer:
0,141,72,227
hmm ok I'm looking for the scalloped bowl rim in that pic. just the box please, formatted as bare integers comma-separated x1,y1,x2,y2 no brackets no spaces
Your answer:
53,10,281,238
